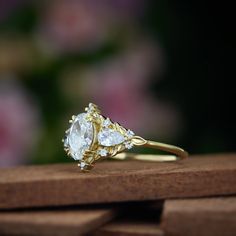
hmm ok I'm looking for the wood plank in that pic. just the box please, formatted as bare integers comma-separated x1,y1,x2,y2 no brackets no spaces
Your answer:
92,221,164,236
0,154,236,209
0,207,116,236
92,202,164,236
162,197,236,236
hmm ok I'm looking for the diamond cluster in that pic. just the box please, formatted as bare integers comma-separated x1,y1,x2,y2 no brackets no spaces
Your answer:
63,103,135,170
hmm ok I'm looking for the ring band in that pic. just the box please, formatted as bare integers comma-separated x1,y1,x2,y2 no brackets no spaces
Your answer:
112,140,188,162
63,103,188,171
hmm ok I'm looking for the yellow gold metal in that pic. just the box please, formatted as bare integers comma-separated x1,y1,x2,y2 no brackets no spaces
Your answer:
63,103,188,171
111,139,188,162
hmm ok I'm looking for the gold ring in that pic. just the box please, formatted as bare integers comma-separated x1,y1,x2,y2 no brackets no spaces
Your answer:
63,103,188,171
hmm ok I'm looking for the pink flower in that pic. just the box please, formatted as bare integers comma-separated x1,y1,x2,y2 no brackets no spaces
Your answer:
0,77,40,167
38,0,146,53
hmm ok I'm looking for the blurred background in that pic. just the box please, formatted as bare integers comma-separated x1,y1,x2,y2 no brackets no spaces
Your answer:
0,0,235,167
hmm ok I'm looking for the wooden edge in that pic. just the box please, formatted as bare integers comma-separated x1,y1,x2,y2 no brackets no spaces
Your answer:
0,154,236,209
91,201,164,236
0,207,117,236
1,197,236,235
91,221,164,236
161,197,236,236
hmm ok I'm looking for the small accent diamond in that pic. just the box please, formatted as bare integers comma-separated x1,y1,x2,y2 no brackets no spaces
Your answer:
63,136,69,147
80,162,86,169
103,118,112,127
99,149,108,157
126,129,135,138
124,141,133,149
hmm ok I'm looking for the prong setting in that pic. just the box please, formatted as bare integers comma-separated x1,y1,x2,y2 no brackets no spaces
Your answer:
63,103,136,170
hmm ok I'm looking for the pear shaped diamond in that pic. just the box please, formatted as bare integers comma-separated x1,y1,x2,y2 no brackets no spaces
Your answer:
98,129,125,146
67,113,93,160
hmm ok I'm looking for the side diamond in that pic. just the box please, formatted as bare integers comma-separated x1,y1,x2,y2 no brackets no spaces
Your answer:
126,129,135,138
98,129,125,146
79,161,86,170
124,141,134,149
103,118,112,128
98,149,108,157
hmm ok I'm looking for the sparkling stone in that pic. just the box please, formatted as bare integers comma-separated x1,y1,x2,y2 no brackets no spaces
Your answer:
124,141,133,149
98,129,125,146
126,129,135,138
80,162,86,169
103,118,112,127
63,136,69,148
99,149,108,157
67,113,93,160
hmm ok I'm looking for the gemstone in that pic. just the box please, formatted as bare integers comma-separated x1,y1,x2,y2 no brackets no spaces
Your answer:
80,162,86,169
98,128,125,146
124,141,133,149
99,149,108,157
63,136,69,148
67,113,93,160
126,129,135,138
103,118,112,127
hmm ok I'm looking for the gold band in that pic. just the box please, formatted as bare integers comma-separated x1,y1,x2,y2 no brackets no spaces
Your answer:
112,140,188,162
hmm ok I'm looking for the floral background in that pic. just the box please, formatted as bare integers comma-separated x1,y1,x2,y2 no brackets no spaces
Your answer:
0,0,235,167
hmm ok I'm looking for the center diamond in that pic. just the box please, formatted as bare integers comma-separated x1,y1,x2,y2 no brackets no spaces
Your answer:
66,113,93,160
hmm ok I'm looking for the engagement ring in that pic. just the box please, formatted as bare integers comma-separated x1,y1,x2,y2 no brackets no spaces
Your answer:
63,103,188,171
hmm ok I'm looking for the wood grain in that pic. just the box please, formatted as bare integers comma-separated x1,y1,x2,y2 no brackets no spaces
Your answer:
0,207,116,236
92,221,164,236
0,153,236,209
92,202,164,236
162,197,236,236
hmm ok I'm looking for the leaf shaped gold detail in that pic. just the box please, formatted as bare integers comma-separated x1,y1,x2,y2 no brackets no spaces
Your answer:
83,150,98,164
131,136,147,146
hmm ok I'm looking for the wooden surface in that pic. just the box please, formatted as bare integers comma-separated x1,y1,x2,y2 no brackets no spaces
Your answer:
0,153,236,209
0,206,116,236
92,202,164,236
92,221,164,236
0,198,235,235
162,197,236,236
0,202,164,236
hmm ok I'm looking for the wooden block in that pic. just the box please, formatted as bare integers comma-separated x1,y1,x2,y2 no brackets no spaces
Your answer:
0,154,236,209
0,207,116,236
92,202,164,236
162,197,236,236
92,221,164,236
